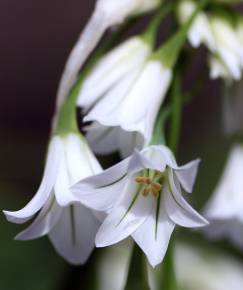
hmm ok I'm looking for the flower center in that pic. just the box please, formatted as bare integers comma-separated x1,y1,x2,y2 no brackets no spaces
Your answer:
135,170,165,198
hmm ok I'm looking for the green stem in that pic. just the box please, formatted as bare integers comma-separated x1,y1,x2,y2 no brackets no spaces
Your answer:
150,105,171,146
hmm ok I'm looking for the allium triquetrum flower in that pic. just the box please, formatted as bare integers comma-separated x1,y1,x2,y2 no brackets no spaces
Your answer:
204,144,243,250
77,34,172,156
178,0,243,80
72,145,208,267
4,133,102,265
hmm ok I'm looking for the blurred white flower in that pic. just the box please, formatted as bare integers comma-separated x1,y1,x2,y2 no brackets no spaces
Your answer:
97,241,243,290
77,36,152,110
178,0,243,80
204,144,243,249
175,243,243,290
72,145,208,267
96,239,134,290
209,55,233,81
77,36,171,157
177,0,215,50
55,0,161,112
4,133,102,265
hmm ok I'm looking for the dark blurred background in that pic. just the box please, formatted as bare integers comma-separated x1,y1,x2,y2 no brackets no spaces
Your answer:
0,1,236,290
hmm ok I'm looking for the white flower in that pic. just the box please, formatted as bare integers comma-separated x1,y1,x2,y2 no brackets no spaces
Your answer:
177,0,216,50
210,16,243,80
177,0,243,80
77,36,152,110
77,37,172,157
3,133,102,265
204,144,243,250
55,0,161,112
72,145,208,267
174,243,243,290
209,55,233,81
96,240,133,290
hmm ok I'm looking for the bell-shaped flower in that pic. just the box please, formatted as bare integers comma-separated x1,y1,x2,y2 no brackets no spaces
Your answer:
77,36,152,110
204,144,243,249
77,4,206,158
4,133,102,265
72,145,208,267
55,0,161,111
178,0,243,80
76,33,172,157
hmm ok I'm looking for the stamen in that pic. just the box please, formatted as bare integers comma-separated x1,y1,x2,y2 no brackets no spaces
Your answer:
145,177,152,185
152,182,162,191
135,176,145,184
143,188,150,196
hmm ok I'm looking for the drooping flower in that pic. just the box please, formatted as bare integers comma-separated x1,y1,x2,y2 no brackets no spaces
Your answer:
77,4,206,158
76,32,172,157
72,145,208,267
4,133,102,265
55,0,161,111
177,0,215,50
177,0,243,80
204,144,243,250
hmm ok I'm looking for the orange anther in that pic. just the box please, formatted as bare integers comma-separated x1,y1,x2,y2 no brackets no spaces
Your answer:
152,182,161,191
145,177,152,185
151,187,159,198
143,188,150,196
135,176,145,184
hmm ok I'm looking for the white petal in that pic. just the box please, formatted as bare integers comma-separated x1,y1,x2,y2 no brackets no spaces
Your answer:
96,0,159,24
72,176,127,213
3,137,62,224
84,67,141,124
209,55,233,81
55,134,102,207
95,176,155,247
118,62,171,141
118,130,145,159
127,149,164,173
174,159,200,193
165,170,208,227
219,48,241,80
132,201,175,267
86,123,121,155
71,158,130,212
78,38,150,110
142,145,177,170
65,134,97,182
97,239,134,290
55,10,108,113
15,195,62,240
73,157,130,189
49,204,99,265
54,152,76,207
